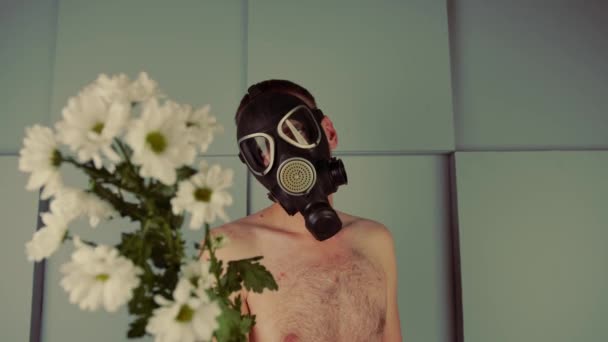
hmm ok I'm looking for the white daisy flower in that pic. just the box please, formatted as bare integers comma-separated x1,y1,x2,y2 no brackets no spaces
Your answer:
166,102,222,153
51,187,116,227
181,259,217,291
49,188,82,222
185,104,223,153
59,236,143,312
170,162,234,230
164,100,193,124
24,211,69,262
18,125,64,200
128,71,163,103
145,277,222,342
83,73,132,105
124,98,196,185
55,89,129,169
79,191,116,227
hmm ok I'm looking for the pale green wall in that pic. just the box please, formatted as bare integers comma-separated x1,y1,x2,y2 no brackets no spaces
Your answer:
455,152,608,342
248,0,454,153
2,1,607,342
0,157,39,341
451,1,608,149
1,0,58,341
0,0,56,153
450,2,608,341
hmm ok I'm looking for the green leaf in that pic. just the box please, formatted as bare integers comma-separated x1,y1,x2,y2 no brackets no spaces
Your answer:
127,315,149,338
233,294,242,310
89,182,142,221
150,242,168,268
128,282,156,315
117,232,141,260
150,181,176,198
213,303,246,342
222,256,279,295
239,315,256,335
221,264,241,295
159,266,179,292
114,161,144,195
211,258,223,277
176,165,198,181
170,214,184,230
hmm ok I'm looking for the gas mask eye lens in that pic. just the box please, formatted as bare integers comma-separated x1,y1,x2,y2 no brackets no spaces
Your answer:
281,120,310,143
238,133,274,175
278,106,321,148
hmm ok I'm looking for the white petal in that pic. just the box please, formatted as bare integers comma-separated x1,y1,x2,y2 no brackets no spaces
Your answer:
173,278,194,303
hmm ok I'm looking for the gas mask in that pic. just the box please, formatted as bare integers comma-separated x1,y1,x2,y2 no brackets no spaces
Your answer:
236,87,348,241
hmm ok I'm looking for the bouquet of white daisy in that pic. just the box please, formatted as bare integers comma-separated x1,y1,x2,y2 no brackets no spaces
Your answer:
19,72,278,342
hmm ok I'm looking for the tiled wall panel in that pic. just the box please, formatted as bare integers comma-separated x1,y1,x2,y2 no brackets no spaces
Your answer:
451,1,608,149
455,151,608,341
248,0,454,153
0,156,39,341
0,0,58,153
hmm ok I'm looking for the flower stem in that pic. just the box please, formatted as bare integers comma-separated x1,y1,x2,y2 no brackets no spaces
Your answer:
114,139,149,198
90,181,145,221
115,139,133,167
62,156,112,180
204,224,224,295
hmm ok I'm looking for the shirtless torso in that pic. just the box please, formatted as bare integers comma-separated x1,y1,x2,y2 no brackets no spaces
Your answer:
208,210,388,342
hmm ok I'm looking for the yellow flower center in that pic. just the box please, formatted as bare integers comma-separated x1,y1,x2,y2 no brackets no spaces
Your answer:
96,273,110,282
91,122,104,134
194,187,212,202
189,276,200,287
146,131,167,153
176,304,194,322
51,149,61,167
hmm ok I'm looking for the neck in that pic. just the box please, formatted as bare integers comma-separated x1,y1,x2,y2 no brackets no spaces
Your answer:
261,194,335,239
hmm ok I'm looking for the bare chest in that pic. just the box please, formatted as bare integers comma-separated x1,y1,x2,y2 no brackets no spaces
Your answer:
247,243,387,342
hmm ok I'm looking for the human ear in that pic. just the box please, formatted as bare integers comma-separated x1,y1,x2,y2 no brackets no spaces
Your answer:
320,116,338,150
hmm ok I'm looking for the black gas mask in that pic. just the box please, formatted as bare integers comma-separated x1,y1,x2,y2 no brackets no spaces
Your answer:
236,87,348,241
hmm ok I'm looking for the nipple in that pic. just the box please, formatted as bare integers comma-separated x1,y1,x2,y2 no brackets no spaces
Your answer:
283,333,299,342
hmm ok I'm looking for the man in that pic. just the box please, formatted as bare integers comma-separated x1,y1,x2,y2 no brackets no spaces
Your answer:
201,80,402,341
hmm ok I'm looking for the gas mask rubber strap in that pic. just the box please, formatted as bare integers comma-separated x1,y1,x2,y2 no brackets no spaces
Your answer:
247,84,264,97
311,108,325,122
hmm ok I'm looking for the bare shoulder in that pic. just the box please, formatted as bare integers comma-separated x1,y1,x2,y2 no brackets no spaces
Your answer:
199,218,260,261
337,210,392,242
337,211,395,270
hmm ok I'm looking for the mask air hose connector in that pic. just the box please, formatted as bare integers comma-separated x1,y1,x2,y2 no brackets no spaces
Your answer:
328,158,348,189
302,201,342,241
